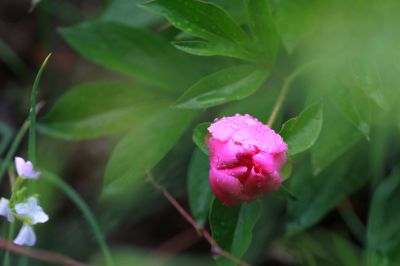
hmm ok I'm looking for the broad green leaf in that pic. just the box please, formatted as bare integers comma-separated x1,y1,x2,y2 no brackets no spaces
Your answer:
99,0,161,27
271,0,320,53
246,0,279,62
102,108,196,200
329,83,371,139
310,103,362,175
61,21,197,92
208,0,247,24
192,122,210,155
367,170,400,266
352,62,387,110
280,102,323,156
210,200,261,266
91,248,214,266
141,0,250,48
187,149,213,224
287,147,368,236
172,40,251,61
39,81,171,139
218,85,281,124
280,156,293,181
175,65,268,109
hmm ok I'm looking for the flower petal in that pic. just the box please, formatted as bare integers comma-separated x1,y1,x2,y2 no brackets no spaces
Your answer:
13,224,36,246
0,198,14,222
15,197,49,225
14,156,41,179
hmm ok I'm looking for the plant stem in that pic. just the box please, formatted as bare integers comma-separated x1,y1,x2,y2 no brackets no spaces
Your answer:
3,221,15,266
146,173,251,266
0,121,29,182
267,60,319,127
0,237,89,266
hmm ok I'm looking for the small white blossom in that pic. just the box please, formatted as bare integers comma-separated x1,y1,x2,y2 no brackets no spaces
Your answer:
0,198,14,222
14,157,40,179
13,224,36,246
15,197,48,224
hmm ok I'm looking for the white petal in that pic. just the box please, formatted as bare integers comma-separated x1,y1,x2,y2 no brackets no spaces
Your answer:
15,197,49,225
14,157,25,177
0,198,14,222
13,224,36,246
14,156,40,179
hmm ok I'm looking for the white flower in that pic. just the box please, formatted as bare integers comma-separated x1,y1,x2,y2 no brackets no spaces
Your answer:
14,157,40,179
13,224,36,246
15,197,48,224
0,198,14,222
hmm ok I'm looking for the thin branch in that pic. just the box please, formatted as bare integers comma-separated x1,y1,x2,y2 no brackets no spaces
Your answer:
146,173,251,266
0,237,90,266
267,60,320,127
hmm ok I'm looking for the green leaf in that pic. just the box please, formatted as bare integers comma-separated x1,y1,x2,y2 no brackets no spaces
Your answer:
187,149,213,224
271,0,320,53
99,0,161,27
367,170,400,265
246,0,279,62
311,102,362,175
352,62,387,110
289,229,361,266
287,147,368,236
61,21,197,92
141,0,250,47
210,200,261,266
280,102,323,156
175,65,268,109
172,40,251,61
192,122,210,155
39,81,172,139
102,108,195,200
329,83,371,139
29,54,51,164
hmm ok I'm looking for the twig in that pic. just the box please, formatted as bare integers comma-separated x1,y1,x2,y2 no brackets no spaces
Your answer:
267,60,320,127
146,173,251,266
0,237,90,266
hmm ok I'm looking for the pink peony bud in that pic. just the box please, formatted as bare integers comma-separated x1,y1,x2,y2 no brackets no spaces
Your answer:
207,114,287,206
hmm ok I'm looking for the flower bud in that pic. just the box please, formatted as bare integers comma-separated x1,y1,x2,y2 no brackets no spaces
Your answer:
207,114,287,206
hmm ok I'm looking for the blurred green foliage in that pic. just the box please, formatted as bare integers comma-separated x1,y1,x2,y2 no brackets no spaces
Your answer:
1,0,399,265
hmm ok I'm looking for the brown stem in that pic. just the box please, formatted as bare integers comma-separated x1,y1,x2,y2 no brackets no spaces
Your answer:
0,237,90,266
146,173,251,266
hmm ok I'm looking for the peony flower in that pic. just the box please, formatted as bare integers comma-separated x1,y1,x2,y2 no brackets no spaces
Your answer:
0,198,14,222
14,157,41,179
13,197,49,246
207,114,287,206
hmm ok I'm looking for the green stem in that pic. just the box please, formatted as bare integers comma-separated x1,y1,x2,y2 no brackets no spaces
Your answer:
0,121,29,182
41,171,114,266
0,123,12,157
3,221,16,266
267,60,320,127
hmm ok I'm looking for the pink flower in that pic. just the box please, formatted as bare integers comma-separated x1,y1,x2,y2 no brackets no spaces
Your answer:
207,114,287,206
